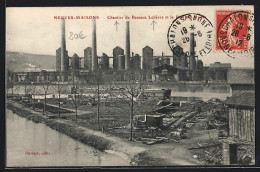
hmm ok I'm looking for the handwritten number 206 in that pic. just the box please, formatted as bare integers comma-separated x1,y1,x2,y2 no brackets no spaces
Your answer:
69,31,86,40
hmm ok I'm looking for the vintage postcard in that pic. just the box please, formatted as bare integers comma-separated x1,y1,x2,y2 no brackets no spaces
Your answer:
6,6,255,167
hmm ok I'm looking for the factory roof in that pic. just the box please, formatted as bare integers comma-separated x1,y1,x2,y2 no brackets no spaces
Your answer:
154,56,172,59
113,46,123,50
209,62,231,69
227,68,254,84
72,53,79,58
152,64,181,73
224,91,255,108
143,45,153,50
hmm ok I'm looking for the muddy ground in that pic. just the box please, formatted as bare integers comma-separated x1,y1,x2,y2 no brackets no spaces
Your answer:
7,95,254,166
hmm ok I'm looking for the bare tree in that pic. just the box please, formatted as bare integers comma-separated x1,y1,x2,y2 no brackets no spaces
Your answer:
50,75,67,118
6,72,14,98
42,81,51,115
81,64,110,129
69,72,81,122
29,82,36,110
6,58,15,98
56,77,62,118
105,70,147,141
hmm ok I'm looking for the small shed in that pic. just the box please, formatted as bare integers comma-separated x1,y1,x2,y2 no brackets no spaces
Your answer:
224,91,255,142
227,69,254,95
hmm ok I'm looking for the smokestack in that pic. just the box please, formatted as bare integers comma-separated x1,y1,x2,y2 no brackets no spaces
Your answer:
61,19,66,72
92,19,98,71
125,21,130,70
189,32,195,70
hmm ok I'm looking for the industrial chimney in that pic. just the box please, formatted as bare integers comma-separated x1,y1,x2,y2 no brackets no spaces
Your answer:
61,19,66,72
189,32,195,70
125,21,130,70
92,19,98,71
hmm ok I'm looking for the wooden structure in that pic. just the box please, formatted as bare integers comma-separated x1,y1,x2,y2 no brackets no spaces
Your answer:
224,91,255,142
222,139,238,165
227,68,254,95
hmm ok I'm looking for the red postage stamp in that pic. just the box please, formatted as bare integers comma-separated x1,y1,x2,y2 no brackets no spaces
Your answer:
216,10,251,53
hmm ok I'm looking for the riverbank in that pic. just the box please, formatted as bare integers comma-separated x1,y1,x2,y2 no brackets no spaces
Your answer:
6,101,147,164
6,100,215,166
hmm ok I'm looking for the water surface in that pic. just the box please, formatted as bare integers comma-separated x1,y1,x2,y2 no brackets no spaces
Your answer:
6,109,129,167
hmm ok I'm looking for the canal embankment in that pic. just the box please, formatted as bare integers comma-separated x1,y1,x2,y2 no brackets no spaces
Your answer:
6,101,147,164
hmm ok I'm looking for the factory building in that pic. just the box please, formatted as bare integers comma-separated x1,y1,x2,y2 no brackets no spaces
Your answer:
132,54,141,70
48,72,57,82
192,70,203,81
160,57,170,65
84,47,92,70
196,60,203,71
180,53,188,68
172,45,188,68
173,54,181,67
172,46,183,67
152,64,190,82
151,32,208,82
118,55,125,70
204,62,232,82
101,53,109,70
210,62,231,69
142,46,153,71
113,46,124,70
10,16,235,85
56,47,69,73
152,57,160,69
71,53,80,71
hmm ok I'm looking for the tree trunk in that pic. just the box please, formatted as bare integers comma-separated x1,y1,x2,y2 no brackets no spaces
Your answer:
11,86,14,98
76,106,77,122
130,87,134,141
44,93,46,115
97,80,100,129
58,91,60,118
33,95,35,110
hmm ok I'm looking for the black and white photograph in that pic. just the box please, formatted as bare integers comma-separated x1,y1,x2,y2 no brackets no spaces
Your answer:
5,5,255,167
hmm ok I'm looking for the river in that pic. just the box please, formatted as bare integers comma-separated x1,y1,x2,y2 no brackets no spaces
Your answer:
6,109,129,167
8,84,230,101
147,84,231,101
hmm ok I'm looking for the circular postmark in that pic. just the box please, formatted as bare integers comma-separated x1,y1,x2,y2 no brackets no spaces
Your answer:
167,13,214,58
217,10,254,58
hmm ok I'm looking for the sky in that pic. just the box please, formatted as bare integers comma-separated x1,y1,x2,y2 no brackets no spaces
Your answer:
6,6,254,67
